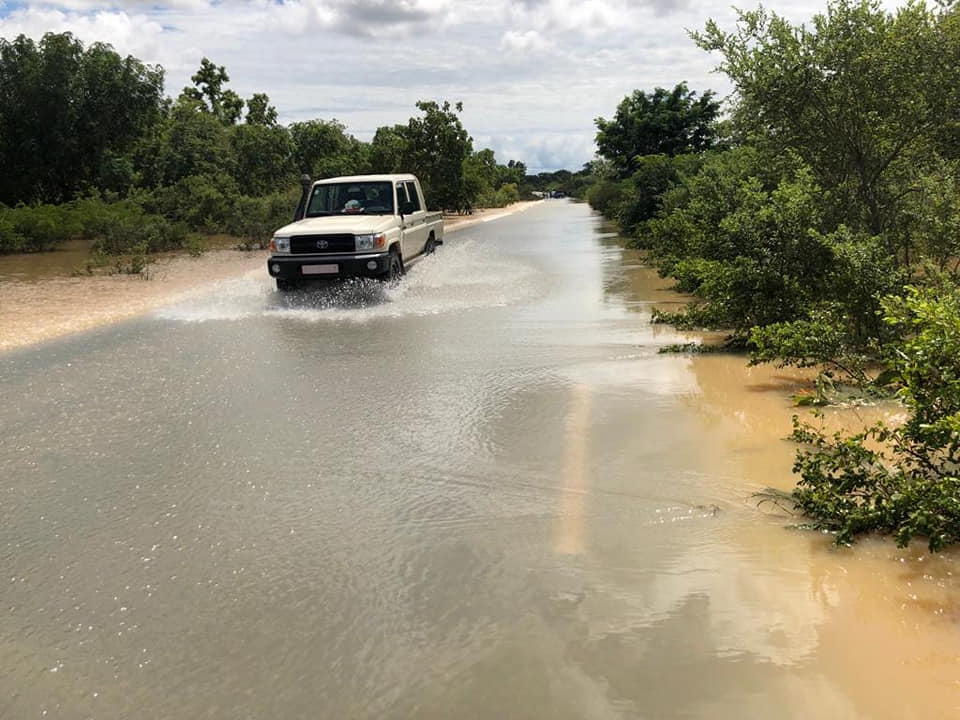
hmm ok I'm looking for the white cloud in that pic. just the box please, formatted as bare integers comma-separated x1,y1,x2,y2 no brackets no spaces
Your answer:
500,29,553,54
0,7,165,58
0,0,906,172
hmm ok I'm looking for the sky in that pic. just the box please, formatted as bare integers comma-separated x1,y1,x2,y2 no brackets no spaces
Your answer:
0,0,900,173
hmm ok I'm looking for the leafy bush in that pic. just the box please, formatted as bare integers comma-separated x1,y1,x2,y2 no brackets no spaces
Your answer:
750,308,868,382
747,229,907,391
91,212,188,255
152,174,239,233
0,204,77,252
476,182,520,208
184,234,206,256
228,190,297,250
585,179,629,215
617,154,702,235
0,212,25,253
792,282,960,550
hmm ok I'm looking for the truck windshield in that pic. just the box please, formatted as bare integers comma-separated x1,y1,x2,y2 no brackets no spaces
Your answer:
305,182,395,217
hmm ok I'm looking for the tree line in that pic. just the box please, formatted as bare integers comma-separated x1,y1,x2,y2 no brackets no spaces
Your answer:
0,34,536,258
584,0,960,551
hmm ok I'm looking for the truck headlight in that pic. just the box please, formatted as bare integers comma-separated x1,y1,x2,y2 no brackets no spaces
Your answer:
270,236,290,253
355,233,386,251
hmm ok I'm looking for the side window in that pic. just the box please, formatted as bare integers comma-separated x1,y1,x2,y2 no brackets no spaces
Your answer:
404,182,422,212
395,183,408,212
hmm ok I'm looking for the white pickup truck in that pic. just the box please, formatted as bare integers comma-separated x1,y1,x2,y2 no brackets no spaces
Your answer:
267,173,444,290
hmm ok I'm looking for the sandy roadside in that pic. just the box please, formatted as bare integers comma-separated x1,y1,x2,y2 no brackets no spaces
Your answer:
0,200,542,353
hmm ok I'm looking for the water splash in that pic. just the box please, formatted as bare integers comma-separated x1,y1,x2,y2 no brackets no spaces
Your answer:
153,239,541,324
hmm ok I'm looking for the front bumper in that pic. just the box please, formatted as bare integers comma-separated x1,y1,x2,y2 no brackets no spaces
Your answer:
267,252,390,280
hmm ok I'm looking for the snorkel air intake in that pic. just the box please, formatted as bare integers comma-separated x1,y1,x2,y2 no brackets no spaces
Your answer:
294,174,312,221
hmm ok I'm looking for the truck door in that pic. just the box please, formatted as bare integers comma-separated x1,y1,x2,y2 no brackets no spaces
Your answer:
395,182,410,260
401,179,428,256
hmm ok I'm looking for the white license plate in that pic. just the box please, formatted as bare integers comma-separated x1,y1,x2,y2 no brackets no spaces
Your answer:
302,264,339,275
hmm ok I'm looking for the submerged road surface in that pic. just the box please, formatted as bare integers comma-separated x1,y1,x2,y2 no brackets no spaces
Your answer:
2,202,958,719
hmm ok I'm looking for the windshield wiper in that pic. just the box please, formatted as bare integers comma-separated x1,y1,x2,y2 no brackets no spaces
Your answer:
305,211,334,217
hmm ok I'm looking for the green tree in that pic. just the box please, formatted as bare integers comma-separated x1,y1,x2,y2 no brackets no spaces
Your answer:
229,124,294,195
0,32,164,204
180,58,243,125
462,149,497,205
144,97,234,187
595,83,721,178
617,153,703,234
646,148,839,339
400,100,473,210
693,0,960,236
245,92,278,126
497,159,527,188
368,124,408,173
289,119,366,178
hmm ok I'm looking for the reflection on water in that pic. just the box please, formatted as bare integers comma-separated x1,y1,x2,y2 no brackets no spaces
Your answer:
1,202,958,719
555,383,593,555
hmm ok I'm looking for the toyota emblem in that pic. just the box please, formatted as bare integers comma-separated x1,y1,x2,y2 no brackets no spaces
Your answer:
316,239,329,249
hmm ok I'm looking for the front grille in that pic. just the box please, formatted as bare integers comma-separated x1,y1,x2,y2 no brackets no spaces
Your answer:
290,234,355,254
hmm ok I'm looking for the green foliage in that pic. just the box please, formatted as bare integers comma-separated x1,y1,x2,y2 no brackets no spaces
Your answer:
894,157,960,272
461,149,495,206
595,82,721,178
747,229,905,387
0,32,164,205
245,93,278,126
180,58,243,125
227,190,300,250
0,37,528,259
693,0,960,235
290,119,367,178
184,234,206,257
229,124,294,196
749,307,872,385
477,183,521,208
0,213,22,252
585,179,630,216
576,2,960,550
0,204,77,252
400,100,473,211
497,160,527,188
643,149,839,337
142,98,235,187
90,211,188,255
792,282,960,550
367,124,408,174
616,153,704,235
150,174,238,233
462,151,531,208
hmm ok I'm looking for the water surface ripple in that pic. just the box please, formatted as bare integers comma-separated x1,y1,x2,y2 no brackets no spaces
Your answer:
1,202,958,719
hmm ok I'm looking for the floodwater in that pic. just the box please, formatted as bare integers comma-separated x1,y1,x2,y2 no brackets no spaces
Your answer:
1,201,957,719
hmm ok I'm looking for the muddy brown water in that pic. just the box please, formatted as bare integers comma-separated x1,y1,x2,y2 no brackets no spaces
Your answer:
1,202,957,718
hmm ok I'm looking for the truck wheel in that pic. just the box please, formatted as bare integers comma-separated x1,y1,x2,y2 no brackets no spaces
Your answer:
276,278,298,291
424,236,436,255
383,251,403,282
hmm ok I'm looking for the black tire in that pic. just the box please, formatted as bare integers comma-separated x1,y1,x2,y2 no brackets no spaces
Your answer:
382,251,403,282
276,278,298,291
424,235,436,255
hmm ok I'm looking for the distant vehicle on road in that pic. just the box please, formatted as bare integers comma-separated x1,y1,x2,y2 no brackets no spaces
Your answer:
267,174,443,291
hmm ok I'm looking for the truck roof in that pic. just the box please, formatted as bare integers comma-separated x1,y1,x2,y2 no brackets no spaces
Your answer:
315,174,418,185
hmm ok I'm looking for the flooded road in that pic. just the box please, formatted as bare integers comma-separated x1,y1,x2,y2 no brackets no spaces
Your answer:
1,201,958,718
